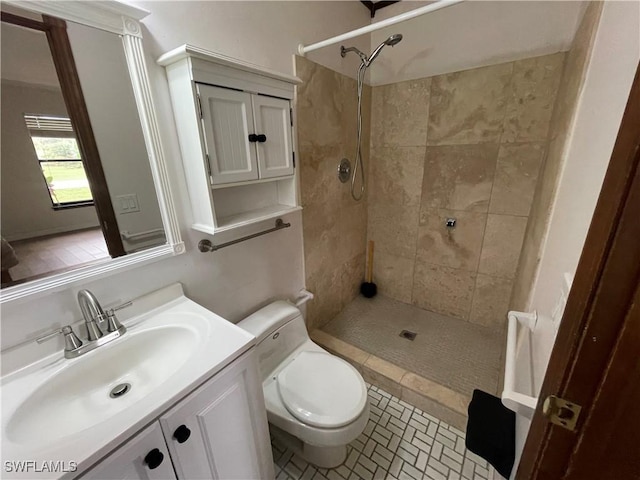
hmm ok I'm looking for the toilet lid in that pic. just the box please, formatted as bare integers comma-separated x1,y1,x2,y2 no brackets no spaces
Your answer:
276,351,367,428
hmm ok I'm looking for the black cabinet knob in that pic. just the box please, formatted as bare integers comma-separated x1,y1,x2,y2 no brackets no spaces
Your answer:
144,448,164,470
248,134,258,142
173,424,191,444
256,134,267,143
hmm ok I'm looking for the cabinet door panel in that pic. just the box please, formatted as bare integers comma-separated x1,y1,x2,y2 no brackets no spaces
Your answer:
197,84,258,184
160,351,273,480
252,95,294,179
81,423,175,480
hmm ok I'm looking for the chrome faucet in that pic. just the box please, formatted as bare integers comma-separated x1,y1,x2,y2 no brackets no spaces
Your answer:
78,289,106,341
36,290,129,359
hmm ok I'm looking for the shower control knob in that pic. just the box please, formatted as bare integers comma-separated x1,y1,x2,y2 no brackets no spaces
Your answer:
338,158,351,183
173,424,191,443
256,134,267,143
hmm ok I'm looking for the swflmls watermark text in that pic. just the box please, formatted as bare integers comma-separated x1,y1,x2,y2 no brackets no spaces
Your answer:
4,461,78,473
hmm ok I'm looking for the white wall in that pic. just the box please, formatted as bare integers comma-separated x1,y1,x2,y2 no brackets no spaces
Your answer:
135,0,371,80
0,22,101,240
67,22,165,252
369,1,586,86
0,1,371,371
0,82,101,241
528,1,640,325
511,2,640,477
0,21,58,88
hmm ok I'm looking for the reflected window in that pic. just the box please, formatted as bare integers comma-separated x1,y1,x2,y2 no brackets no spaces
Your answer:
24,114,93,209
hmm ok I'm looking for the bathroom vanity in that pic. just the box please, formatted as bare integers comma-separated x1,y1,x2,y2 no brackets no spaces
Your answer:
1,284,274,479
85,350,269,480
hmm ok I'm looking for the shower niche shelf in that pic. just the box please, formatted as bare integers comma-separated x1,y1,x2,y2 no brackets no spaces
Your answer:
158,44,302,235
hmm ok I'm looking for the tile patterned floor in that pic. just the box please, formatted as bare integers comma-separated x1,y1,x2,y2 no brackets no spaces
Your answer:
272,385,493,480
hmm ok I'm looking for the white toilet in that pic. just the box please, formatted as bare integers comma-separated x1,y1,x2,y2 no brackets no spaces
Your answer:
238,301,369,468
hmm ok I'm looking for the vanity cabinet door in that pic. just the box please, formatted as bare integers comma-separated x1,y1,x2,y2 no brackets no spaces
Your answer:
82,422,176,480
197,83,259,185
252,95,294,179
159,350,273,480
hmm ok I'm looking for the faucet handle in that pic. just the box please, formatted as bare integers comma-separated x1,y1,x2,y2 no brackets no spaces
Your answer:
36,325,83,352
105,310,127,334
105,301,130,334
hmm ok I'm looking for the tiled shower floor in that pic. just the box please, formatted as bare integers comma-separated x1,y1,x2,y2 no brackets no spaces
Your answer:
321,296,503,398
272,384,493,480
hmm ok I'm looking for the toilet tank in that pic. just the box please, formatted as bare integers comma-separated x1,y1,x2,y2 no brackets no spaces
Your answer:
237,301,309,380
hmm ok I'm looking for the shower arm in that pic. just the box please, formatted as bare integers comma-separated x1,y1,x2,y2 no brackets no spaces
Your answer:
341,46,368,64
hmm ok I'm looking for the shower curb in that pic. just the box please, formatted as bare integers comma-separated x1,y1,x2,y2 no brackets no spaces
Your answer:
310,329,470,431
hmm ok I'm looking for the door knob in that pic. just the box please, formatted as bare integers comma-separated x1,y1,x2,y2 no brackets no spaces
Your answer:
248,134,258,142
256,134,267,143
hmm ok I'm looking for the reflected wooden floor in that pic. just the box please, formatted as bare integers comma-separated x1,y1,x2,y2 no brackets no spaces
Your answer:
7,228,109,284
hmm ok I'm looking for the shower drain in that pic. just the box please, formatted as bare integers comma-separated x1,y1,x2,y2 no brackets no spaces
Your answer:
399,330,417,341
109,382,131,398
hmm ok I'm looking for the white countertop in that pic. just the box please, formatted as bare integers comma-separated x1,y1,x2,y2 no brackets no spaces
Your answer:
0,283,255,479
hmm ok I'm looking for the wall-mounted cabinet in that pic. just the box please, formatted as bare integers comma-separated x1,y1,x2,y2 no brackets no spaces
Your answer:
158,45,301,235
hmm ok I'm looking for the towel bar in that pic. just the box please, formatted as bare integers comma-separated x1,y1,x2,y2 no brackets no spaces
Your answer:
198,218,291,253
502,310,538,419
120,228,165,242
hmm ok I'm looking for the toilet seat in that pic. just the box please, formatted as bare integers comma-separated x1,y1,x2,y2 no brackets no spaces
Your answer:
276,351,367,428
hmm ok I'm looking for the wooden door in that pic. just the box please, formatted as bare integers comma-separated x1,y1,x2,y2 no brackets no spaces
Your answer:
517,64,640,479
252,95,294,179
159,350,274,480
197,83,259,185
82,422,176,480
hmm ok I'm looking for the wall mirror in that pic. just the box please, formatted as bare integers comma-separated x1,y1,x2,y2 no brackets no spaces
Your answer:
0,1,183,303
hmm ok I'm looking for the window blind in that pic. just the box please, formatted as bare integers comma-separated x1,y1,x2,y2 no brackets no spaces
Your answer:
24,114,73,132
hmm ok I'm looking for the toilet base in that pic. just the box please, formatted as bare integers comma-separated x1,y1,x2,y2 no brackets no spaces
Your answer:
303,443,347,468
271,424,348,469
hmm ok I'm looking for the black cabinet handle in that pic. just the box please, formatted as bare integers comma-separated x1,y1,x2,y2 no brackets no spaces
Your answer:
248,134,258,142
173,424,191,444
256,134,267,143
144,448,164,470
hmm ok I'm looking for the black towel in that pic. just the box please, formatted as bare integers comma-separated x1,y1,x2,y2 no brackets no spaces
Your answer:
465,389,516,479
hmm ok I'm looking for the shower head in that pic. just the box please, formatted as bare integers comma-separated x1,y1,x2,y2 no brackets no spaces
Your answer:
366,33,403,66
340,33,403,68
385,34,403,47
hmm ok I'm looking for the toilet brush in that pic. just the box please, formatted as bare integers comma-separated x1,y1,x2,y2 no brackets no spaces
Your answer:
360,240,377,298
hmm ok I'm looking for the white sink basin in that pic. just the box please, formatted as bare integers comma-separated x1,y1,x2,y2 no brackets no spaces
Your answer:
1,284,255,479
6,325,198,445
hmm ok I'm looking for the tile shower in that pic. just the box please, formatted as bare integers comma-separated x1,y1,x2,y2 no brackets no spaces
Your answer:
368,53,564,328
298,51,566,326
296,56,371,331
296,0,599,436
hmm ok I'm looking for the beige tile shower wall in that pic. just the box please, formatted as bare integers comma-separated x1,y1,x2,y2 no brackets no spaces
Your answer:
368,53,565,329
511,2,604,311
295,56,371,331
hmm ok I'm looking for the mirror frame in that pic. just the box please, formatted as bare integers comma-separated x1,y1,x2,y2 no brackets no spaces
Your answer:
0,1,184,304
